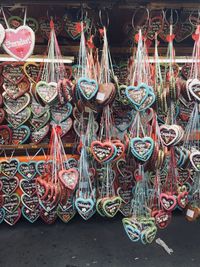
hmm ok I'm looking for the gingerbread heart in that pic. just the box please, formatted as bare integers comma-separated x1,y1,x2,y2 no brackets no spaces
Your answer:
3,78,30,99
160,193,177,211
130,137,154,161
102,197,122,217
40,208,57,224
24,62,41,83
3,193,20,213
2,25,35,61
190,151,200,171
51,102,72,123
36,81,58,104
30,110,50,130
31,124,50,144
0,158,19,177
1,176,19,195
6,107,31,129
59,168,79,190
91,141,115,163
18,161,37,180
20,179,37,197
4,208,21,226
188,79,200,101
2,63,25,84
77,77,98,100
22,206,40,223
21,193,39,211
11,125,31,145
3,92,30,115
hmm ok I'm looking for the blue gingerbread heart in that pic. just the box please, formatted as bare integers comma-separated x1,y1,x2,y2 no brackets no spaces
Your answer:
130,137,154,161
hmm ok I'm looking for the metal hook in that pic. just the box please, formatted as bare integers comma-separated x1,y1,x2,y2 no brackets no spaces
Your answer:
99,9,109,28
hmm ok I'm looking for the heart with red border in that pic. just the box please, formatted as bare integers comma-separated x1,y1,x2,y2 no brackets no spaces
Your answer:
188,79,200,101
0,108,5,124
18,161,37,180
24,62,42,83
2,25,35,61
3,77,30,99
6,107,31,129
3,193,20,213
1,176,19,195
31,124,50,144
155,210,171,229
0,158,19,177
39,17,63,39
22,206,40,223
40,208,57,224
21,193,39,211
190,151,200,171
0,24,5,46
30,110,50,130
59,168,79,190
160,193,177,211
2,63,25,84
91,141,115,163
20,179,37,197
11,125,31,145
0,125,12,145
36,81,58,104
3,92,30,115
177,191,188,209
4,207,21,226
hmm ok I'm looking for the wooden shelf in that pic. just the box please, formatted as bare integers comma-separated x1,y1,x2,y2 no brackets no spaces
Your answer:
0,143,75,150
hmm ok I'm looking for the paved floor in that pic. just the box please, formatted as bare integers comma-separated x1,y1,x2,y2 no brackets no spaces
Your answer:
0,212,200,267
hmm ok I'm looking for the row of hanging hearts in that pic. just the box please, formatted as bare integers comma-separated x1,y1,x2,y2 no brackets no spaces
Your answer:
0,154,196,226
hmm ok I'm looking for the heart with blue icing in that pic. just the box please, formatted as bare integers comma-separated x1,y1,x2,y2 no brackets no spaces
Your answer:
130,137,154,161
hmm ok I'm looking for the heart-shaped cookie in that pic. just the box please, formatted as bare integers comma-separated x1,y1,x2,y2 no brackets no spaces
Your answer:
91,141,115,163
3,77,30,99
63,18,90,40
160,193,177,211
188,79,200,101
24,62,41,83
3,193,20,213
31,124,50,144
18,161,37,180
3,92,30,115
6,107,31,129
4,207,21,226
0,158,19,177
1,176,19,195
20,179,37,197
30,98,49,118
51,102,72,123
30,110,50,130
11,125,31,145
21,193,39,211
39,17,63,39
40,208,58,224
2,25,35,61
130,137,154,161
75,197,95,218
22,206,40,223
36,81,58,104
102,197,122,217
59,168,79,190
77,77,98,100
2,63,24,84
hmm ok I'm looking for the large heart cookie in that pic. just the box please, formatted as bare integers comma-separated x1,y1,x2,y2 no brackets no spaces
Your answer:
6,107,31,129
130,137,154,161
2,25,35,61
3,92,30,115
